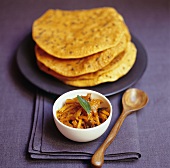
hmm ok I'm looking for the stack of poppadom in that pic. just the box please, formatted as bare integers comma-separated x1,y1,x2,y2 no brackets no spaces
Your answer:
32,7,137,87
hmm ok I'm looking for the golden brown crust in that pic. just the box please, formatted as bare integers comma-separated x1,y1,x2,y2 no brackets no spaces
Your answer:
32,7,128,59
37,42,137,87
33,7,136,87
35,35,127,77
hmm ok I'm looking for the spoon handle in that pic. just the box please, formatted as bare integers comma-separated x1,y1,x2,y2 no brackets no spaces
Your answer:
91,111,127,168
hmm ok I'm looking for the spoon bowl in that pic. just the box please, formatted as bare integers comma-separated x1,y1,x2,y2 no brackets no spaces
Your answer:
122,88,149,114
91,88,149,168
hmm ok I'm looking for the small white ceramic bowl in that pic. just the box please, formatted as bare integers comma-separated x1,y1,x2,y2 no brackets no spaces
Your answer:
53,89,112,142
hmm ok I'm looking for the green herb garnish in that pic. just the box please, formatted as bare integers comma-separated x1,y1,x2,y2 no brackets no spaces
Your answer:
77,95,91,114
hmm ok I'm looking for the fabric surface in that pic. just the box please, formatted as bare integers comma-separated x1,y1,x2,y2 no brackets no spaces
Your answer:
28,92,141,161
0,0,170,168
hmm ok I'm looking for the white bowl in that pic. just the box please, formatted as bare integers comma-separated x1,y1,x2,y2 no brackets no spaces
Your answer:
53,89,112,142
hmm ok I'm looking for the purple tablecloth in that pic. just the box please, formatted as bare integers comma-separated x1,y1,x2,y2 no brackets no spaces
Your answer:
0,0,170,168
28,92,141,161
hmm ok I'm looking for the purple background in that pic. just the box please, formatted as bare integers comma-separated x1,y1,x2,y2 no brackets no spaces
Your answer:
0,0,170,168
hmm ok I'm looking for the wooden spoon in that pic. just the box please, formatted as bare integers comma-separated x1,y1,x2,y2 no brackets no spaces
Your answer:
91,88,149,168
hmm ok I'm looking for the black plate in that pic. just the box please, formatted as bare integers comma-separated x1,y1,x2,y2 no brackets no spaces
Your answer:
16,33,147,96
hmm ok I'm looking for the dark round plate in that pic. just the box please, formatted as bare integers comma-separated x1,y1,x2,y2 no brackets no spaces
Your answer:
16,33,147,96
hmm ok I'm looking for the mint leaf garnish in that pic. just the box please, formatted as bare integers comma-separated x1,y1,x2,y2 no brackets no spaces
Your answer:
77,95,91,114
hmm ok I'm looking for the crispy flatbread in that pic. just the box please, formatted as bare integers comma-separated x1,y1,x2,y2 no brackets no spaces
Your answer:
35,35,127,77
37,42,137,87
32,7,128,59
